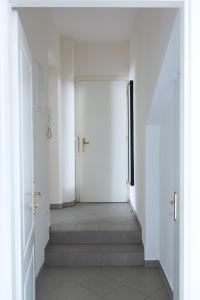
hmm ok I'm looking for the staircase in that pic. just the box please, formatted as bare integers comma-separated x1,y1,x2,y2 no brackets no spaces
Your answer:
45,217,144,266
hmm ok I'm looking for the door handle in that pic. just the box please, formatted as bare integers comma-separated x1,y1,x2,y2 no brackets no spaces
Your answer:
82,137,90,152
170,192,177,221
33,191,41,196
78,136,81,153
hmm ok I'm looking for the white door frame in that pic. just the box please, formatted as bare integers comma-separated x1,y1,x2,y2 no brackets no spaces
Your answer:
75,77,129,203
2,0,197,299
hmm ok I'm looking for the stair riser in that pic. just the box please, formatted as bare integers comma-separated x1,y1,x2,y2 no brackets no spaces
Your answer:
45,252,144,266
50,231,142,244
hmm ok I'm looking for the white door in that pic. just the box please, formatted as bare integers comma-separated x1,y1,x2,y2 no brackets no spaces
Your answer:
17,16,35,300
76,80,128,203
173,77,180,300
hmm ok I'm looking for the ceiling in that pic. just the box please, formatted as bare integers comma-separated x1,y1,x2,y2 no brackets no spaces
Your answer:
50,8,138,43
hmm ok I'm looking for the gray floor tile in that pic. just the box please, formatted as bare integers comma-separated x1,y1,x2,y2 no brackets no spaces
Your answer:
75,231,100,243
125,269,164,296
64,267,101,284
37,280,103,300
100,224,123,231
36,266,170,300
71,253,99,265
99,253,125,265
50,223,76,232
51,203,139,230
94,266,145,284
80,273,120,296
50,231,75,243
125,253,144,265
104,286,146,300
147,287,170,300
76,223,100,231
100,231,124,243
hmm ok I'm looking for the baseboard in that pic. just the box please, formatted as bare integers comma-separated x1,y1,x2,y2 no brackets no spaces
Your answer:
35,241,50,290
128,199,142,232
50,199,76,209
76,201,128,203
145,260,160,268
145,260,173,300
35,263,45,292
158,261,173,300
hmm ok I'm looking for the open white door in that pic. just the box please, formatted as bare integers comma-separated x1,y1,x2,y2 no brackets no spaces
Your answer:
16,15,35,300
173,76,180,300
76,80,128,203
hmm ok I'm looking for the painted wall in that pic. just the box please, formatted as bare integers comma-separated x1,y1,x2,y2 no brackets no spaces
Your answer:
11,0,184,7
129,8,177,240
60,37,76,204
145,125,160,261
147,15,180,289
47,12,60,65
48,67,62,205
129,35,136,209
75,42,129,77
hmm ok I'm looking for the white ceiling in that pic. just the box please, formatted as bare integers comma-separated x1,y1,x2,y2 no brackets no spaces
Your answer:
50,8,138,43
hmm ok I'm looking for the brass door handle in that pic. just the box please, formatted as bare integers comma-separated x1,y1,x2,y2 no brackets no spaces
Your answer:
33,191,41,196
170,192,177,221
82,137,90,152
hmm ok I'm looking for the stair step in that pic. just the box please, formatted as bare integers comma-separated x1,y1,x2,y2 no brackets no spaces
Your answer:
45,243,144,266
50,223,142,244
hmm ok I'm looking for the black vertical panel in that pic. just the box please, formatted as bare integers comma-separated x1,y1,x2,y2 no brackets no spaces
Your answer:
128,80,134,186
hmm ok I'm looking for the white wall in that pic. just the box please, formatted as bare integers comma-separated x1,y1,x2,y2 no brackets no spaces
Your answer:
129,7,177,240
47,13,60,65
145,13,180,290
60,37,76,204
145,125,160,261
75,42,129,77
48,67,62,205
129,33,136,209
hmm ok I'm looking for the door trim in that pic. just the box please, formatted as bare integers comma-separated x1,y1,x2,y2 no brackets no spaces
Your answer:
75,77,129,203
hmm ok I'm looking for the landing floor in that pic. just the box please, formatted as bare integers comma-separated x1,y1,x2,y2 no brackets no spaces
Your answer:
50,202,140,231
36,266,170,300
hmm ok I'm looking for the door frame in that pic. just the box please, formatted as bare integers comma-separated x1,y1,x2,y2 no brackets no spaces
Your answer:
75,77,129,203
14,11,35,300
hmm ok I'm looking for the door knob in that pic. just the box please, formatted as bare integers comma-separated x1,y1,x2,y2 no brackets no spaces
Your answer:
170,192,177,221
82,137,90,152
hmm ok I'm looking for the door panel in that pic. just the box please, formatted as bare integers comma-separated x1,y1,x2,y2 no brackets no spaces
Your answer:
17,16,35,300
173,77,180,300
24,246,35,300
77,80,127,203
20,47,34,253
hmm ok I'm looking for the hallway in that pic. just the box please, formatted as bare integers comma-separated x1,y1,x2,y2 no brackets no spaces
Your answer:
36,265,170,300
3,6,180,299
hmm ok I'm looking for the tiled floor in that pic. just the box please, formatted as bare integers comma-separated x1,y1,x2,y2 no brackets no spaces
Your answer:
43,204,170,299
36,266,170,300
51,202,139,227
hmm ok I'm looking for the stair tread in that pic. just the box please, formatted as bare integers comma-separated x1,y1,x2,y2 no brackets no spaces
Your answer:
50,223,141,232
46,243,144,253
